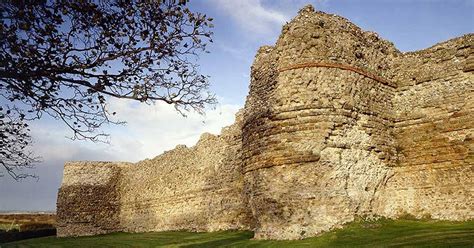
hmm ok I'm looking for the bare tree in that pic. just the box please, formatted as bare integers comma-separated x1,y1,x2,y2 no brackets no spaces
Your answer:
0,0,215,180
0,107,40,179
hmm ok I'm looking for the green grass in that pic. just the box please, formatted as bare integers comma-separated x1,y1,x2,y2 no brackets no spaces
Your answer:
3,219,474,247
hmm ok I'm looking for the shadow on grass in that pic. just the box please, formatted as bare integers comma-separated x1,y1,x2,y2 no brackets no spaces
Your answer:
181,231,254,248
3,219,473,248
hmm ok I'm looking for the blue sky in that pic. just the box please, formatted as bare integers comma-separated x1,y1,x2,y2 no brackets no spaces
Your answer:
1,0,473,211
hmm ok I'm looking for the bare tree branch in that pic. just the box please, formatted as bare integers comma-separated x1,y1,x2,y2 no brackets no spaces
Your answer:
0,0,215,179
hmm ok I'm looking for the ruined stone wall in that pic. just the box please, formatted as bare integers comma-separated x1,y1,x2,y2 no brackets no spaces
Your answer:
373,35,474,220
57,5,473,240
240,6,473,239
57,113,252,237
57,161,130,237
118,112,252,233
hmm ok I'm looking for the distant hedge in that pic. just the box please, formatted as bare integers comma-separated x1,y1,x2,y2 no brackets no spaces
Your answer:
0,228,56,243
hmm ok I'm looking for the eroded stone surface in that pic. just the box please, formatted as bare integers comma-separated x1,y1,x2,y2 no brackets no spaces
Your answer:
57,5,473,240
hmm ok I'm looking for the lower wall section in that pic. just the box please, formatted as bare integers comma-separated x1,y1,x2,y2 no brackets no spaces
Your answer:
118,125,252,233
241,63,396,239
374,162,474,220
56,162,127,237
56,116,253,237
373,73,474,221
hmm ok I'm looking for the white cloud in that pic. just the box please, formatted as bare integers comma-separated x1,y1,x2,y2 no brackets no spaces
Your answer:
103,98,241,162
210,0,290,35
28,97,241,163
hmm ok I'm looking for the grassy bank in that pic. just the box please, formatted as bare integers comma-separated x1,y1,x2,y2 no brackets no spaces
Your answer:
3,219,474,247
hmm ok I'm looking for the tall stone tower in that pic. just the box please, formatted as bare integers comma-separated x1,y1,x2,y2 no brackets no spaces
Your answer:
242,5,473,239
242,5,399,239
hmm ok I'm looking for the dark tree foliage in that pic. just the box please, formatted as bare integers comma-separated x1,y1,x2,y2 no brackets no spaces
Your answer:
0,0,215,180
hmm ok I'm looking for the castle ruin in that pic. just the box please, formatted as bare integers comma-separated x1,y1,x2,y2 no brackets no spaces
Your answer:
57,6,474,240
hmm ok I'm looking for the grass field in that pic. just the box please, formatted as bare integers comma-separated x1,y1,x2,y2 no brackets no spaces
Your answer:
0,214,56,224
3,219,474,247
0,213,56,232
0,213,56,243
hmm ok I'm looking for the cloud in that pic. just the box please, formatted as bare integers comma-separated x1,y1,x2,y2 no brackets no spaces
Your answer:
30,97,242,163
0,97,241,211
210,0,289,35
105,98,241,161
31,98,241,163
217,43,251,62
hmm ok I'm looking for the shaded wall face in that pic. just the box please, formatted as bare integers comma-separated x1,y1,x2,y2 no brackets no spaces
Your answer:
56,162,124,237
243,45,396,239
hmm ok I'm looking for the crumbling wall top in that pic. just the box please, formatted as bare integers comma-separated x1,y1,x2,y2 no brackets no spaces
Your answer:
272,5,400,81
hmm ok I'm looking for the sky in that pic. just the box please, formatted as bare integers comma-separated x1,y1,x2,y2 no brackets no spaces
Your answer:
1,0,473,211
